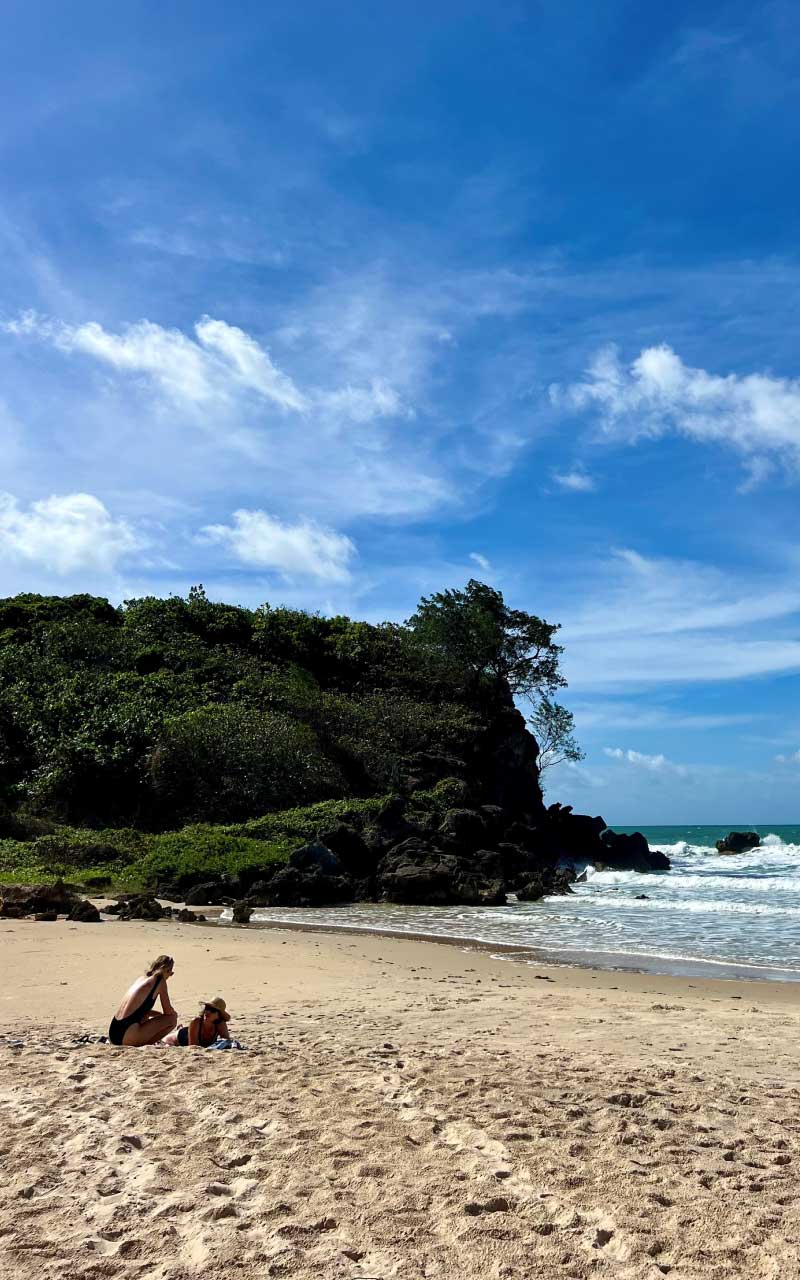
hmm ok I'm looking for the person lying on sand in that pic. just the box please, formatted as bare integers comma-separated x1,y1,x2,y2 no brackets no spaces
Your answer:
108,954,178,1047
162,997,231,1047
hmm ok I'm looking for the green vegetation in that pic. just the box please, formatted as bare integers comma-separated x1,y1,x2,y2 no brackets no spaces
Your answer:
0,579,577,891
527,697,585,782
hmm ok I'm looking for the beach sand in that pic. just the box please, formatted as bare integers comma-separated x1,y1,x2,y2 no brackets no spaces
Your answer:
1,916,799,1279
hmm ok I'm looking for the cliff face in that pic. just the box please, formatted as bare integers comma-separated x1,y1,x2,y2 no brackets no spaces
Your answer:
471,704,544,816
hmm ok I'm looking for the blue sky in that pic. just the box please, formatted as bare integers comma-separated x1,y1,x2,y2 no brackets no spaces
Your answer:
1,0,799,823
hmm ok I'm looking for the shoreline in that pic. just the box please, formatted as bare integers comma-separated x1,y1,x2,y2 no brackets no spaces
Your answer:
209,910,800,986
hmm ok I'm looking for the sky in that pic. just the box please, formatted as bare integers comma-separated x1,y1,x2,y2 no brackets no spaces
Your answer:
1,0,799,823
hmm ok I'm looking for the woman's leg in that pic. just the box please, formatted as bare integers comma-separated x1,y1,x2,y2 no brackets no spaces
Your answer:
122,1011,177,1046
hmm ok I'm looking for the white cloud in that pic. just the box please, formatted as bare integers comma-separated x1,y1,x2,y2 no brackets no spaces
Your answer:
0,492,141,574
1,308,443,524
200,509,356,581
553,343,800,475
4,310,308,412
774,749,800,765
603,746,688,776
552,469,596,492
469,551,492,572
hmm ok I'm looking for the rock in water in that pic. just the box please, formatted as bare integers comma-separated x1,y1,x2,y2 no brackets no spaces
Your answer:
231,901,253,924
715,831,760,854
598,829,670,872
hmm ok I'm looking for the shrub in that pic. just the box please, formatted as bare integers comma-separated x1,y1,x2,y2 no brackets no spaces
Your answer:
410,777,473,818
149,703,343,823
133,826,291,888
321,692,479,791
232,796,389,844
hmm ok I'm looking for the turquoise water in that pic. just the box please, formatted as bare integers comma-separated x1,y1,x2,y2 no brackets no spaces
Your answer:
620,824,800,848
228,823,800,982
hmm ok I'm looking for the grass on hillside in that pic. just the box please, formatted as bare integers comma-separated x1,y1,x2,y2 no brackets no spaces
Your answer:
0,786,463,895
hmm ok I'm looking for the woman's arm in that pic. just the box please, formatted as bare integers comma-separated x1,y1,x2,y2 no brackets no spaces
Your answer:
158,978,176,1017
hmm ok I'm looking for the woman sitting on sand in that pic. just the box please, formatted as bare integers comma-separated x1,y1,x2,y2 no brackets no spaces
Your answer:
162,997,231,1047
108,954,178,1047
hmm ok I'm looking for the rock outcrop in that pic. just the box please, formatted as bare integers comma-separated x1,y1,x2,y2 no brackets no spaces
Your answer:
377,837,506,906
716,831,760,854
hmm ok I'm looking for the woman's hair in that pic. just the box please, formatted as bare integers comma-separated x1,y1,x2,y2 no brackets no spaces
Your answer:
146,954,173,977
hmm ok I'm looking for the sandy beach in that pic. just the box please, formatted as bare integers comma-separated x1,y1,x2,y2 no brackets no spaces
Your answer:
2,917,799,1279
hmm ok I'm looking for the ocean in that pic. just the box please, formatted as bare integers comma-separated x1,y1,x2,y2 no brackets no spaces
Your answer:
229,824,800,982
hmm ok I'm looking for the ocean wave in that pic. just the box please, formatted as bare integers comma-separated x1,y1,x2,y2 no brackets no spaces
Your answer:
562,894,800,918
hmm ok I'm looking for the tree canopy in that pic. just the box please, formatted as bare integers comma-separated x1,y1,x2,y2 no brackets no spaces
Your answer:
406,579,565,699
0,580,575,830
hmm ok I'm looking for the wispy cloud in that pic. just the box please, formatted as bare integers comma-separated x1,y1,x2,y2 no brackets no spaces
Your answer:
552,469,595,492
469,551,492,572
557,548,800,690
603,746,688,776
0,308,445,524
572,700,758,732
552,343,800,479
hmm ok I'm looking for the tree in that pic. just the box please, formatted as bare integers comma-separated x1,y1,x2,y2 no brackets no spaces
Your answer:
406,580,565,699
527,697,584,776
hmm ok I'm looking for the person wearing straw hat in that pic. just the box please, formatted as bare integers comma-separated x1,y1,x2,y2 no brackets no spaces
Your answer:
163,997,231,1047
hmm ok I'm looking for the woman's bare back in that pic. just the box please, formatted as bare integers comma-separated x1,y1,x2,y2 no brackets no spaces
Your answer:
114,973,160,1021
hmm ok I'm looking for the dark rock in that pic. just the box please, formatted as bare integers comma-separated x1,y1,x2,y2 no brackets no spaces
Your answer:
34,910,58,922
378,841,506,906
175,907,205,922
317,824,373,877
475,705,544,815
116,894,167,921
716,831,760,854
635,894,650,900
265,865,354,908
245,880,273,907
504,821,543,850
375,794,407,831
154,883,184,903
438,808,488,852
479,805,506,839
516,868,575,901
497,842,559,888
184,881,228,906
0,902,26,918
599,829,670,873
289,841,345,877
232,901,253,925
67,899,102,923
471,848,504,878
544,806,607,857
0,880,77,916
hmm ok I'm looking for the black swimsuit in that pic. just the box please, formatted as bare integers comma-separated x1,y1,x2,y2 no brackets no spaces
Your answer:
108,976,161,1045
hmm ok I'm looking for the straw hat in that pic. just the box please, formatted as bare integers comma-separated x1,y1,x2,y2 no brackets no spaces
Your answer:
201,997,229,1018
